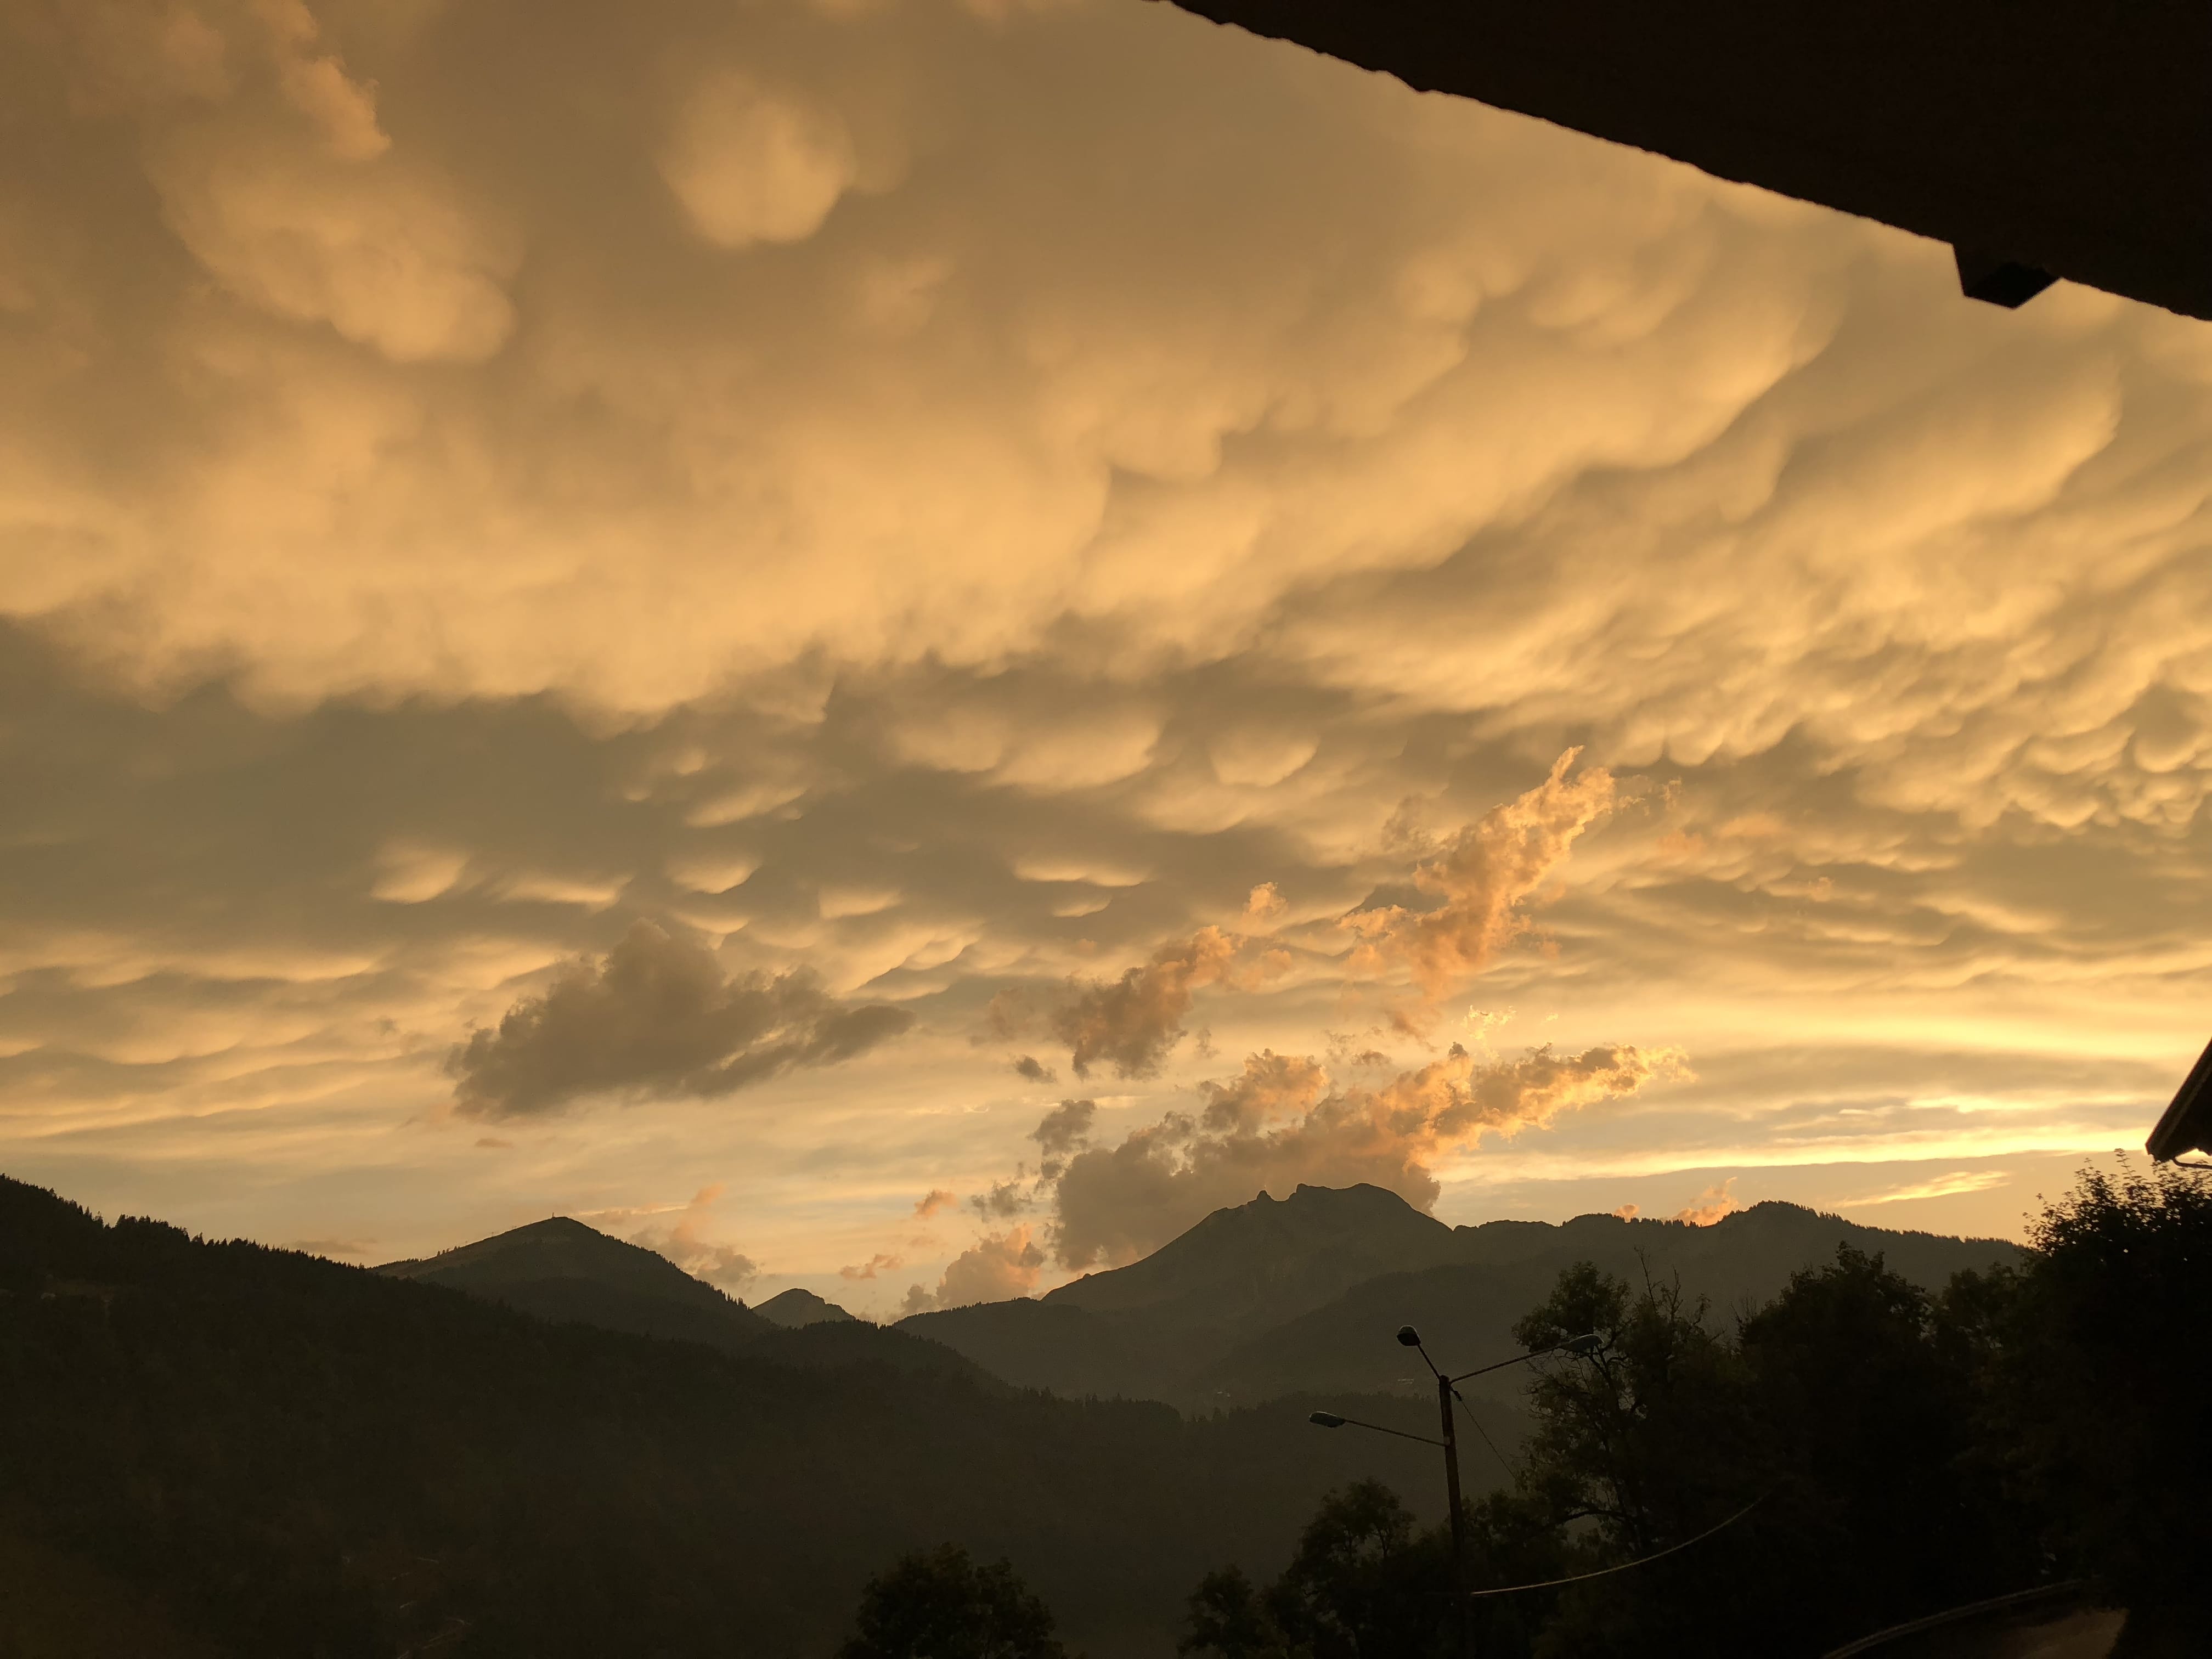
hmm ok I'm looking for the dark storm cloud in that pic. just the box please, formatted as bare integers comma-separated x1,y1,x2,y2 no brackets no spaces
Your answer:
1030,1097,1096,1179
1031,1099,1096,1159
990,927,1244,1081
1048,927,1240,1079
447,922,913,1119
968,1178,1031,1221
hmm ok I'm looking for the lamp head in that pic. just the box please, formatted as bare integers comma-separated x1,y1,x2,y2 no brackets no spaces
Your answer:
1308,1411,1346,1429
1395,1324,1423,1348
1563,1332,1604,1357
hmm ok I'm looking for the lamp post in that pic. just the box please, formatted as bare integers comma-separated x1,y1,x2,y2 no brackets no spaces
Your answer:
1308,1325,1603,1659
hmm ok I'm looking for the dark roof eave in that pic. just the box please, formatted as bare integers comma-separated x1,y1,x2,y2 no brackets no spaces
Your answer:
1155,0,2212,323
2146,1036,2212,1161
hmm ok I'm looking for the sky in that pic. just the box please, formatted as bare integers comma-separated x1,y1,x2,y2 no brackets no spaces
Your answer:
2,0,2208,1319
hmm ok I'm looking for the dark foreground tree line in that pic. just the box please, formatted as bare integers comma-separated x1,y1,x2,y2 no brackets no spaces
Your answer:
845,1163,2209,1659
1166,1160,2210,1659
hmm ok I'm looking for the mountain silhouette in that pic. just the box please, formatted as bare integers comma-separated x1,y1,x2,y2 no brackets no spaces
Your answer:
0,1173,1469,1658
902,1187,2022,1406
900,1183,1461,1396
755,1286,860,1327
1050,1183,1463,1331
380,1216,773,1349
1201,1199,2026,1406
380,1216,979,1383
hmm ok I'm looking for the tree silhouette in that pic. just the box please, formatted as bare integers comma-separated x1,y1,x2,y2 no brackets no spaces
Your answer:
1264,1480,1447,1659
1511,1261,1752,1561
1990,1160,2212,1648
1178,1566,1284,1659
838,1544,1066,1659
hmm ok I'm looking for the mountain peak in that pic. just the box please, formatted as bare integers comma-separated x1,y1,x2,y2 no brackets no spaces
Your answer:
378,1214,771,1347
756,1287,859,1328
1285,1181,1422,1211
1044,1182,1457,1330
383,1214,670,1281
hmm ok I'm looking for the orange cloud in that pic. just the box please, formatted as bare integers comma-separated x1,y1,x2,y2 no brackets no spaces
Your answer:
1047,1041,1687,1269
628,1183,760,1292
1673,1180,1741,1227
1347,751,1617,1001
1243,882,1288,926
902,1226,1046,1313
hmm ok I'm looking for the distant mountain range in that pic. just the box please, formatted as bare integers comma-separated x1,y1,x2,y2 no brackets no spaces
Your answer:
898,1184,2024,1407
378,1182,2022,1414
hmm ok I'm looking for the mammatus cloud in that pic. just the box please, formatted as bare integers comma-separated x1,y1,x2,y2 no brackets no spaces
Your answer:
628,1184,761,1294
447,922,912,1119
902,1226,1046,1314
657,70,859,250
1046,1042,1687,1269
1347,751,1618,1002
2,0,2202,1276
38,0,521,365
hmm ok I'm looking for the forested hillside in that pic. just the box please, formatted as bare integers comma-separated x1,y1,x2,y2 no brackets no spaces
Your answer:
0,1176,1485,1658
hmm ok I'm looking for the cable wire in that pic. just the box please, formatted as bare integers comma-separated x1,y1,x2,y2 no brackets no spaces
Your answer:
1449,1386,1516,1479
1324,1414,1445,1449
1458,1494,1768,1600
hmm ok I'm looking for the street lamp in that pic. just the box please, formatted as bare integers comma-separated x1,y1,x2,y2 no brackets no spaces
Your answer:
1308,1325,1603,1659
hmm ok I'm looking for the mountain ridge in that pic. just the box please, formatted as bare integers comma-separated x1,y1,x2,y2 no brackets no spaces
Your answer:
902,1187,2023,1407
1046,1182,1463,1335
379,1212,981,1384
1200,1198,2027,1404
369,1184,2023,1413
378,1214,776,1348
756,1286,859,1327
